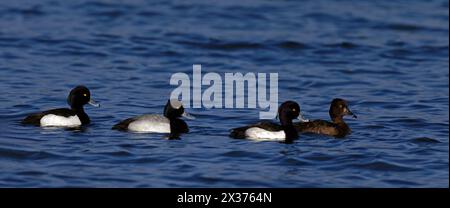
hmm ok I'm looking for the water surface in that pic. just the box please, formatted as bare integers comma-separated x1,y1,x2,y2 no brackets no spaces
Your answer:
0,0,448,187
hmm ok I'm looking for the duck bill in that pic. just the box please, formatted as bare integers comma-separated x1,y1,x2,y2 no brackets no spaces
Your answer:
293,112,310,122
298,112,310,122
88,99,100,107
181,112,195,120
346,108,357,118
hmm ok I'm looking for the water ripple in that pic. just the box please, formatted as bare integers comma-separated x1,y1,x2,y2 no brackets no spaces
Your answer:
0,0,448,188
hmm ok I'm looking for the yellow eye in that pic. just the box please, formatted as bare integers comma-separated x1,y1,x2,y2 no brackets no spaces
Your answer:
83,94,87,97
292,108,296,112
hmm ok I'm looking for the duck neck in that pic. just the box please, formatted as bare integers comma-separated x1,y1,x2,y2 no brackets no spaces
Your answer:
72,106,90,125
166,115,179,123
332,116,350,132
168,117,188,139
332,116,347,125
332,116,343,123
282,125,298,143
279,114,293,126
280,117,298,142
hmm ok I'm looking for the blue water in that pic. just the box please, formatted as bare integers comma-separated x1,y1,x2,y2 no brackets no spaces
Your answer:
0,0,448,187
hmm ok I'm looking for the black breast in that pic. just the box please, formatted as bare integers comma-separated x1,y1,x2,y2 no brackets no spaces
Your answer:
168,119,189,139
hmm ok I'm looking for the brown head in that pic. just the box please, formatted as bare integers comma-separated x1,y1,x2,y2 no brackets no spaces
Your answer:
329,98,356,122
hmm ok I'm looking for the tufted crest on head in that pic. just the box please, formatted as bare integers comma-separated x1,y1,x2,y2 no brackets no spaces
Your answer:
67,85,91,108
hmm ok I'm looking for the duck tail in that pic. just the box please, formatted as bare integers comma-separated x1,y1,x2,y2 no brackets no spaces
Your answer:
21,113,44,126
112,118,135,131
229,127,249,139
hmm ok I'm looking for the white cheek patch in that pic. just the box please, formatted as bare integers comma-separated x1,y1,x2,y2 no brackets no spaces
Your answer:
127,117,171,133
40,114,82,127
245,127,286,141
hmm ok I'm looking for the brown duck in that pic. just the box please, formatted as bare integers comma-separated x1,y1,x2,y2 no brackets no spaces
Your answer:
294,98,356,138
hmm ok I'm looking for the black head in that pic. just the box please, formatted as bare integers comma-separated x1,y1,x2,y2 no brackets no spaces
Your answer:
67,86,92,109
278,101,301,125
329,98,356,119
164,99,185,119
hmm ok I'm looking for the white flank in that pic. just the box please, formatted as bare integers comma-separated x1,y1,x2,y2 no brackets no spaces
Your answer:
127,114,171,133
40,114,82,127
245,127,285,141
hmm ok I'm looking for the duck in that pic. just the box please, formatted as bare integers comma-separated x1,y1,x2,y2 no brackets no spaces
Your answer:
294,98,356,138
21,85,99,127
229,101,301,143
112,99,194,138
